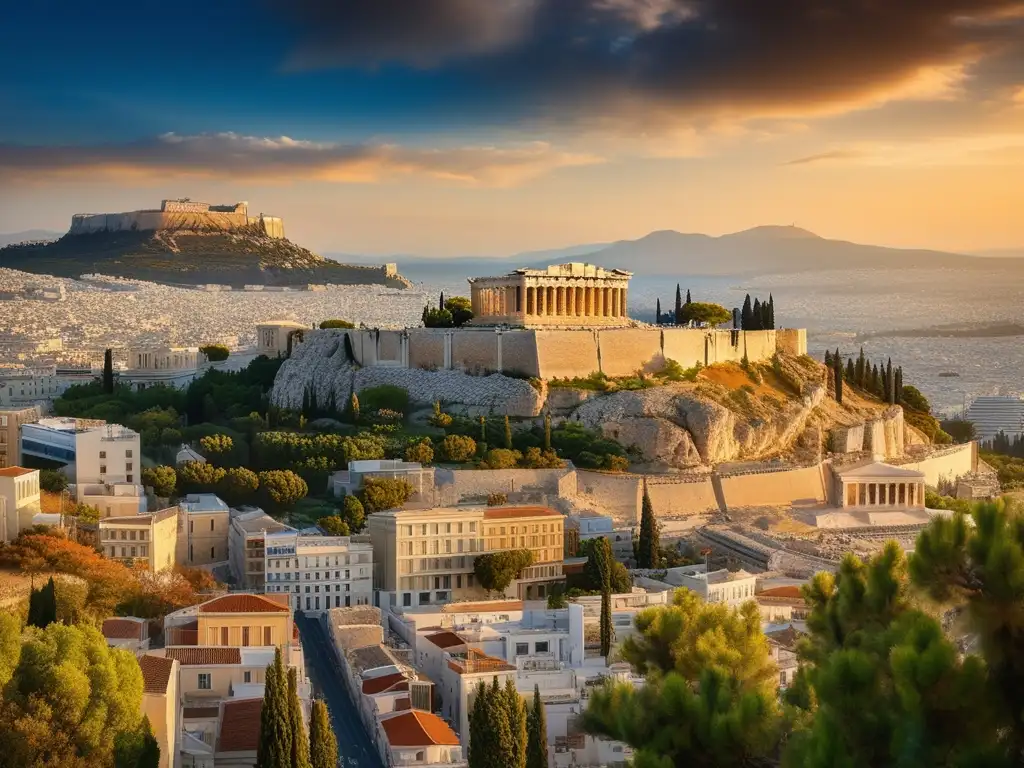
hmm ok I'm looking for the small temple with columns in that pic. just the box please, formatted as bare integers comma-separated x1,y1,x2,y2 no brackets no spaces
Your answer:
468,263,633,327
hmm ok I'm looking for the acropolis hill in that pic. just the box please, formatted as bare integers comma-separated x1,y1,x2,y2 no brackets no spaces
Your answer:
0,198,409,289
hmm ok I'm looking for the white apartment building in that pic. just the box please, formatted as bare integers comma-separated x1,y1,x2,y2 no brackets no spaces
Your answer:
263,530,374,613
75,422,142,493
228,507,293,589
0,467,41,542
0,365,71,408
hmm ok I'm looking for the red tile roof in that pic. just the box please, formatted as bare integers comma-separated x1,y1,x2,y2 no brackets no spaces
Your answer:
218,698,263,753
199,594,290,614
362,672,409,695
381,710,460,747
757,586,805,600
138,654,175,695
166,647,242,666
483,506,561,521
102,617,147,641
424,631,465,650
0,466,35,477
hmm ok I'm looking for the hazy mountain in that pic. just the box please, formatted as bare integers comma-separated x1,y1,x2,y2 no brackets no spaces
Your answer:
0,230,62,247
331,225,1021,283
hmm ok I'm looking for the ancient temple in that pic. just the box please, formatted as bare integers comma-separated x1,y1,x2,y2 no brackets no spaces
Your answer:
468,263,632,327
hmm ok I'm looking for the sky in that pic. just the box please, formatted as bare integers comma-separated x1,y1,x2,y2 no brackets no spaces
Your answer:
1,0,1023,257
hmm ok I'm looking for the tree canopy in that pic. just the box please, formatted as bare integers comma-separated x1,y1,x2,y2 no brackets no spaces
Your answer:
360,477,414,512
678,302,732,327
474,550,535,594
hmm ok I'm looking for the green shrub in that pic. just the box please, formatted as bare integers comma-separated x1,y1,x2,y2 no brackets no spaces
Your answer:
659,359,702,382
343,495,366,530
141,465,177,498
404,439,434,465
487,492,508,506
199,344,230,362
318,515,350,535
361,477,415,512
39,469,68,494
480,448,521,469
440,434,477,463
358,385,410,414
258,469,308,509
319,319,355,329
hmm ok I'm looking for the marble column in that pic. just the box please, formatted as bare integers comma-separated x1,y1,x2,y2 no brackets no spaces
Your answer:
611,288,620,317
568,285,576,316
621,287,628,317
595,286,604,317
586,286,594,316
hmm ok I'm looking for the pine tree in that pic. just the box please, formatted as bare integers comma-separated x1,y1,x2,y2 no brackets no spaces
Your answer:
686,289,692,305
655,298,661,325
741,294,753,331
752,298,762,331
526,685,548,768
543,412,551,451
504,415,513,450
288,668,310,768
674,284,682,325
102,348,114,394
833,350,843,404
637,481,659,569
767,293,775,330
309,699,337,768
504,678,527,768
256,648,292,768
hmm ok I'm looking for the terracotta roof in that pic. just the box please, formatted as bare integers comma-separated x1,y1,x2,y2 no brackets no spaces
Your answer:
441,600,523,614
757,586,805,599
102,617,147,641
166,647,242,666
138,654,175,695
424,631,465,650
183,706,220,719
362,672,409,695
199,594,289,614
0,466,35,477
381,710,460,747
447,648,516,675
218,698,263,753
483,506,561,521
766,625,805,650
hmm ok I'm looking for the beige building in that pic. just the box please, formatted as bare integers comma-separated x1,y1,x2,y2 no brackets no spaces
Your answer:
102,617,151,655
79,482,147,518
0,466,41,543
163,593,295,652
264,530,374,613
138,654,179,768
0,407,39,468
181,494,231,567
74,422,142,492
229,507,293,589
368,505,565,609
469,263,632,328
98,506,180,571
256,320,307,358
165,646,274,702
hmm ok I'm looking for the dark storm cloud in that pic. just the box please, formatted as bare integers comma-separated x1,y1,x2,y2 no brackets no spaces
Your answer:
274,0,1024,115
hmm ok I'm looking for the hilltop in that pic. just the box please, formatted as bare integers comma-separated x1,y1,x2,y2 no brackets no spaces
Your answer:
0,227,410,288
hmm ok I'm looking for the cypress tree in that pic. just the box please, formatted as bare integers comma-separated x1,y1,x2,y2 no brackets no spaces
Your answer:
440,291,445,311
833,350,843,404
422,306,428,325
895,367,903,404
257,647,292,768
674,284,682,324
767,293,775,330
741,294,753,330
504,678,527,768
752,298,762,331
479,415,487,443
289,668,311,768
504,415,513,450
102,348,114,394
637,481,659,569
350,393,360,423
655,298,661,325
872,364,881,396
468,681,489,768
885,359,894,405
543,412,551,451
856,347,867,387
526,685,548,768
594,537,613,658
824,350,833,368
686,289,692,305
845,358,855,383
28,577,57,629
762,301,771,331
309,699,337,768
492,677,515,768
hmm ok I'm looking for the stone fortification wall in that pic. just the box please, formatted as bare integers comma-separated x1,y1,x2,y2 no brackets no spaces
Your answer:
574,470,643,522
897,443,975,489
270,330,545,417
572,470,719,524
344,326,801,381
830,407,905,458
715,464,827,508
434,467,576,504
68,210,285,239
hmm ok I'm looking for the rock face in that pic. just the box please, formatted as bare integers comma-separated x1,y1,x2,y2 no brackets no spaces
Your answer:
271,330,545,416
573,382,826,467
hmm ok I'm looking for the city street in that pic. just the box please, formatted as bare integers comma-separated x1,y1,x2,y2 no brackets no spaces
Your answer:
296,613,385,768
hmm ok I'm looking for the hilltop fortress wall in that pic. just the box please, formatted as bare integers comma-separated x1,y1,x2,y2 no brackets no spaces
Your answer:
68,204,286,239
344,326,807,380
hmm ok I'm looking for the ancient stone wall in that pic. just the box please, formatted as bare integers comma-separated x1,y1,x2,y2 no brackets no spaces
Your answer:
573,470,643,523
434,467,575,502
646,475,720,517
597,329,665,377
68,210,286,239
897,443,975,489
452,332,498,373
501,331,541,378
716,464,827,508
407,330,446,369
535,330,600,379
661,329,708,368
776,329,808,356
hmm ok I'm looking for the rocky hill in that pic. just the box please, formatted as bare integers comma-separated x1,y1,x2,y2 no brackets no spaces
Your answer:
0,227,410,288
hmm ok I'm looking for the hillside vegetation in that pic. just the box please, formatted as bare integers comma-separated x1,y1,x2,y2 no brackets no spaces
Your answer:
0,227,410,288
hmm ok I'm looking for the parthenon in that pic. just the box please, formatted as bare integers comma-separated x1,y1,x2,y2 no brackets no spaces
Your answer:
835,461,926,508
468,263,632,327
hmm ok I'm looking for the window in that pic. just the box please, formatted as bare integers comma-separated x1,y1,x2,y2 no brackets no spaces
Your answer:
198,673,211,690
126,449,132,458
515,642,529,656
419,591,431,604
210,546,215,559
210,519,215,531
126,462,133,471
264,627,272,645
535,641,549,653
221,627,229,645
100,465,107,474
130,546,137,557
99,451,106,459
244,671,252,684
242,627,250,646
403,593,412,607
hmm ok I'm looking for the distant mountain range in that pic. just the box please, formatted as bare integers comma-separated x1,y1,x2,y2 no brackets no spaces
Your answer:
328,225,1024,282
0,230,62,248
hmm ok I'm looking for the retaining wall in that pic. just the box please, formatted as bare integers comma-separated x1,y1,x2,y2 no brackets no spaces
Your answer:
898,443,976,489
716,464,827,508
573,470,718,524
434,467,576,500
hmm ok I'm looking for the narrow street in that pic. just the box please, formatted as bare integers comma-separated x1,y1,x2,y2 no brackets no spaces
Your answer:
296,612,385,768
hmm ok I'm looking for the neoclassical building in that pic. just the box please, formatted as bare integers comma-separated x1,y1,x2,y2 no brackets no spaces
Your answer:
469,263,632,327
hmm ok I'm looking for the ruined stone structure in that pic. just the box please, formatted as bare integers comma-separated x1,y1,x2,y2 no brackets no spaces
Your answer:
68,198,286,239
469,263,632,327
